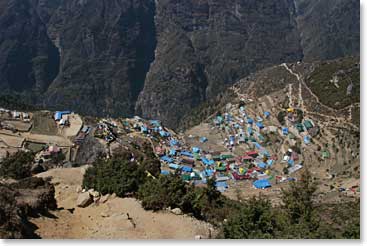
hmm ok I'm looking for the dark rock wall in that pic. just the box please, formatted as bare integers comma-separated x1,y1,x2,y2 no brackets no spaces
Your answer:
40,0,157,116
136,0,304,128
295,0,360,61
0,0,59,95
0,0,360,129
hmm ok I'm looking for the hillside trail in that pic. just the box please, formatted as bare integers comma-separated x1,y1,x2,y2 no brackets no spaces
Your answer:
280,63,359,131
30,167,214,239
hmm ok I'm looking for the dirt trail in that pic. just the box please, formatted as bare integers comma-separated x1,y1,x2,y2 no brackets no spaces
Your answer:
31,167,214,239
280,63,358,131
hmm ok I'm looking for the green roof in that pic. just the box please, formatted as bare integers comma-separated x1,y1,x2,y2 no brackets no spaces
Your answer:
221,154,234,159
303,120,313,129
182,174,191,181
295,123,304,132
215,166,227,171
322,150,330,158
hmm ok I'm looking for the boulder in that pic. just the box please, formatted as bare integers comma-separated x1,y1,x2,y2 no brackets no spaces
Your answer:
63,162,73,168
195,235,203,240
77,192,92,208
170,208,183,215
89,190,100,198
93,196,100,203
99,194,110,204
100,212,110,218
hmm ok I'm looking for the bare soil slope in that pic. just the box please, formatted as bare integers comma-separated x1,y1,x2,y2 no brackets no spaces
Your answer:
31,167,214,239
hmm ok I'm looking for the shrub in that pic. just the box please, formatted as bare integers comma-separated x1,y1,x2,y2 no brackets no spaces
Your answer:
83,153,146,196
222,196,278,239
137,174,187,210
277,111,286,125
0,151,34,179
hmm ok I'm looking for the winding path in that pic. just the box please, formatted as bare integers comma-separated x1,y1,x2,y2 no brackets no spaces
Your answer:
280,63,359,131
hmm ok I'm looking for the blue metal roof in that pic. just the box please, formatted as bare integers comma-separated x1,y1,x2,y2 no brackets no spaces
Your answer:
181,151,194,158
253,179,271,189
161,170,170,175
192,147,200,153
54,111,71,121
258,162,267,169
169,163,181,170
181,166,193,172
202,158,214,166
161,156,173,163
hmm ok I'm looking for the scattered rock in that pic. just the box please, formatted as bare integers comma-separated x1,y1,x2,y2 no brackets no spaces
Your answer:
170,208,183,215
89,190,100,198
76,186,82,193
63,162,73,168
99,194,110,204
100,212,110,218
77,192,93,208
93,196,100,203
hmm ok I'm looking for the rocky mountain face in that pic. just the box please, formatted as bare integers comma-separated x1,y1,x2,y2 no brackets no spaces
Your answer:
33,0,157,116
135,0,303,128
0,0,59,96
295,0,360,61
0,0,360,129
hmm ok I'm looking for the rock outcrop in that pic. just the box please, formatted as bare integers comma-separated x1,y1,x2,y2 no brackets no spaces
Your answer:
76,192,92,208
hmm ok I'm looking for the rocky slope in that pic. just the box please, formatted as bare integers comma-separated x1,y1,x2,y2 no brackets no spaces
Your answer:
0,0,360,129
0,177,57,239
179,56,360,130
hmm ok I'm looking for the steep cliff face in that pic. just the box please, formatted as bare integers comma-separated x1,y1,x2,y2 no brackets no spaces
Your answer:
0,0,59,96
295,0,360,61
0,0,360,129
136,0,303,128
39,0,157,117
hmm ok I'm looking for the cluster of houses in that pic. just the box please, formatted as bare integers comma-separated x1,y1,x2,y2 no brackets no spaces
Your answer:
121,115,286,192
35,145,62,163
211,107,286,190
282,108,320,140
94,120,117,143
0,108,30,122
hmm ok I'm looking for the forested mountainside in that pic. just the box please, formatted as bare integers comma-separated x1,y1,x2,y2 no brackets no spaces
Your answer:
0,0,360,129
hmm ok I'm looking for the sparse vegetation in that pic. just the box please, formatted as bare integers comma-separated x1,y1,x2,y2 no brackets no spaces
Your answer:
219,169,360,239
0,151,34,180
306,57,359,109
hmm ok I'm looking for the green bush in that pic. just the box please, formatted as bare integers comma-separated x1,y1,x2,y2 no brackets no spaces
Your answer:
83,153,147,196
222,196,278,239
137,174,187,210
277,111,286,125
0,151,34,179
